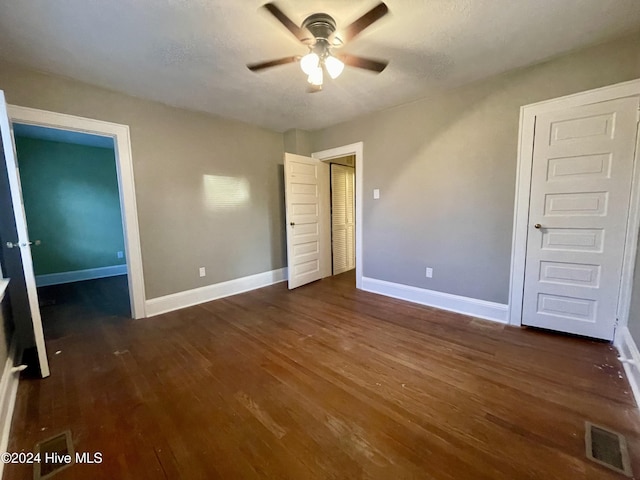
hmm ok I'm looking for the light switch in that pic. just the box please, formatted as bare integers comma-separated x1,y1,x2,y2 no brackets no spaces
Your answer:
373,188,380,199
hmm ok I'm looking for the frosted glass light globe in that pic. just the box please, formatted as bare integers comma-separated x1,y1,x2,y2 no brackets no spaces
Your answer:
300,53,320,75
307,66,323,86
325,56,344,79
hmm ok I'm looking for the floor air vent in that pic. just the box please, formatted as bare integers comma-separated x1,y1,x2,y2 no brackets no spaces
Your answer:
585,421,632,477
34,430,74,480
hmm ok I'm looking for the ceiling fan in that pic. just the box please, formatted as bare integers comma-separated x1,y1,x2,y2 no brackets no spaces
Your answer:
247,2,389,92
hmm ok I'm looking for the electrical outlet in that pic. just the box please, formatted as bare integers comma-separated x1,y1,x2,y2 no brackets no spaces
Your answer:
199,267,206,277
373,188,380,199
426,267,433,278
116,251,124,259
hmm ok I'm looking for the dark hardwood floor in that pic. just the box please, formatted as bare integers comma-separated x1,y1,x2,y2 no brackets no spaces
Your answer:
5,272,639,479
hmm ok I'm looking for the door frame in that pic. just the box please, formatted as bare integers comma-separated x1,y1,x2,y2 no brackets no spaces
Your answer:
7,104,147,319
312,142,363,289
508,78,640,337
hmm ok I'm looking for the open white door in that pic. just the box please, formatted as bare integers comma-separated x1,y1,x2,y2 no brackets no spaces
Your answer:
284,153,329,289
0,91,50,377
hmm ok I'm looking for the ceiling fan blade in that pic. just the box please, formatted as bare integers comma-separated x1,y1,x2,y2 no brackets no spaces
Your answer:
247,56,300,72
339,55,388,73
332,2,388,45
263,3,314,45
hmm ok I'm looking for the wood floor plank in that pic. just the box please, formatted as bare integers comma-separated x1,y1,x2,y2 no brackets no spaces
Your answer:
4,272,639,479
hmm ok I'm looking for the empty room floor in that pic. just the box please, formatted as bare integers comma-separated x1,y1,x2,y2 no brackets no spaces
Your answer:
5,272,639,479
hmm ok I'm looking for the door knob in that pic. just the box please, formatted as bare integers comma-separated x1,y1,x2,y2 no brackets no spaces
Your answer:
6,240,41,248
534,224,542,229
290,222,295,226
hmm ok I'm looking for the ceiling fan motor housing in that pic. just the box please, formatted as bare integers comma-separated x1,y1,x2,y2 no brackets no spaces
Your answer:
302,13,338,44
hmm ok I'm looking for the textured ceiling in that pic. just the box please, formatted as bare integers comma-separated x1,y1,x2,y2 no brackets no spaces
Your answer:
0,1,639,132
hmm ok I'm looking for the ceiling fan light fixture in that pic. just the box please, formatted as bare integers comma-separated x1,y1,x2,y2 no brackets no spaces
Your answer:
300,52,320,75
249,3,390,92
307,66,323,86
324,55,344,79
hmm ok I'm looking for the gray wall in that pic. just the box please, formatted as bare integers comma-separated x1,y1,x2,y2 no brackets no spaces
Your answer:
0,60,286,299
311,31,640,304
283,129,313,156
1,32,639,308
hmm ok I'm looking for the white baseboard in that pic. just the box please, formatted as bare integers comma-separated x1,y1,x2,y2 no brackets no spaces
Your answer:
146,268,288,317
0,338,22,480
615,327,640,407
361,277,509,324
35,264,128,287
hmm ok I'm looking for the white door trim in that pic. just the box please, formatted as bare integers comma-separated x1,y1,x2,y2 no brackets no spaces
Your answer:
312,142,364,289
509,78,640,336
8,104,147,319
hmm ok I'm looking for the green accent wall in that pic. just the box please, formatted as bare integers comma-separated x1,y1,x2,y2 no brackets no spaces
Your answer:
14,137,126,276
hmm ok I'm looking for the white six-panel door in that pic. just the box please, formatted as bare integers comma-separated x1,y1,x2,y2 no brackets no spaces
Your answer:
284,153,329,289
522,96,639,340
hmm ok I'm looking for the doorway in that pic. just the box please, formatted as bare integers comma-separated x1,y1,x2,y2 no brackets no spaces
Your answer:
325,156,355,276
7,104,146,319
283,142,363,290
1,97,146,377
312,142,364,288
12,124,131,328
